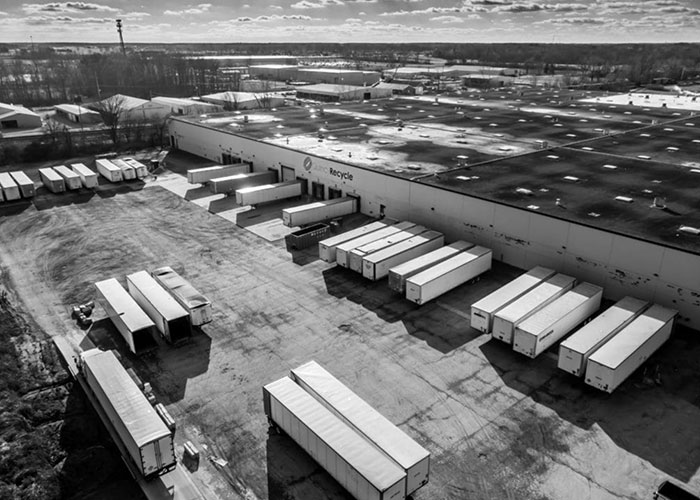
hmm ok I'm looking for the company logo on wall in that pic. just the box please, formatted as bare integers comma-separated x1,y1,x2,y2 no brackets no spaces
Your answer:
303,156,313,172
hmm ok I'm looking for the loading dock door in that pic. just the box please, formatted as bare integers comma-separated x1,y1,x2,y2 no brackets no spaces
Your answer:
311,181,325,200
296,177,308,195
328,187,342,199
222,153,240,165
281,165,296,182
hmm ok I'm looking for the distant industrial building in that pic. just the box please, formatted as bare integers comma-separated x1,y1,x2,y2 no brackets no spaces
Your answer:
373,82,420,96
295,84,393,102
151,97,223,116
0,103,42,130
200,91,286,110
93,94,171,122
249,65,299,82
297,68,381,87
54,104,103,125
191,55,298,66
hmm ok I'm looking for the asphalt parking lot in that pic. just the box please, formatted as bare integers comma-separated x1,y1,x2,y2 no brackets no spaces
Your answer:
0,150,698,500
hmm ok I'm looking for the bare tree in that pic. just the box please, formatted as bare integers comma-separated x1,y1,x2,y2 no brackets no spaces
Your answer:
93,94,127,146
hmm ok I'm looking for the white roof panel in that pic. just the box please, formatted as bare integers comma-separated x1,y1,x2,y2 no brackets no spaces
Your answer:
126,271,189,321
94,278,155,333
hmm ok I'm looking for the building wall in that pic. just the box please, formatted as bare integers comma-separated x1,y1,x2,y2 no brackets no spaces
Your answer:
1,112,42,129
168,119,700,329
297,69,380,86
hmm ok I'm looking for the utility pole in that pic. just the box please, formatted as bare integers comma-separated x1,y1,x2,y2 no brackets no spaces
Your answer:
116,19,126,55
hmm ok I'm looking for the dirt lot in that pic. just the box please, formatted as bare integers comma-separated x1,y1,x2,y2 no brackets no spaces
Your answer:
0,151,699,500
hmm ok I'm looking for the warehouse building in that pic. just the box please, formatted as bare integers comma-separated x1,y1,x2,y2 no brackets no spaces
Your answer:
0,103,42,130
373,82,419,96
297,68,381,87
93,94,171,122
167,91,700,330
54,104,103,124
151,97,223,116
249,64,299,82
200,91,286,110
295,84,393,102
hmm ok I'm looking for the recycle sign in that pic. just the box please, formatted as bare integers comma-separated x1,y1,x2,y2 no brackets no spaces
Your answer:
303,156,312,171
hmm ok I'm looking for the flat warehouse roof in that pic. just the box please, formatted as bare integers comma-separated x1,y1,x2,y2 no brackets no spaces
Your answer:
172,88,700,254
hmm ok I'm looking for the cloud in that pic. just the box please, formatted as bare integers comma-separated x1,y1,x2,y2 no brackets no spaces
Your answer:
122,12,151,20
291,0,343,8
235,14,319,21
379,7,471,16
164,3,212,16
347,0,378,3
430,15,463,22
25,14,111,24
539,16,608,24
270,5,283,9
495,2,546,11
23,2,119,14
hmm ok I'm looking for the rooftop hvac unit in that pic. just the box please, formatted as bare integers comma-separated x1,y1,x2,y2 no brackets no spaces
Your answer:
243,115,249,123
457,155,468,167
650,197,666,209
539,141,548,149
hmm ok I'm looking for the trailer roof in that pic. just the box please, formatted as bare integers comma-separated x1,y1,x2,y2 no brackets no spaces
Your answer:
0,172,18,189
291,361,430,469
81,349,171,446
38,167,62,181
560,296,649,354
265,376,406,491
408,245,490,286
95,159,121,171
389,240,473,276
318,219,395,248
71,163,96,176
126,271,189,321
237,181,298,194
494,273,576,323
8,171,32,186
335,221,416,252
94,278,155,333
363,230,442,265
53,165,80,178
471,266,555,314
284,196,353,214
587,304,677,369
151,267,210,309
517,282,602,335
354,225,426,255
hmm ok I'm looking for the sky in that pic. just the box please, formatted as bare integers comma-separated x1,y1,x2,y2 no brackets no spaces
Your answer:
0,0,699,44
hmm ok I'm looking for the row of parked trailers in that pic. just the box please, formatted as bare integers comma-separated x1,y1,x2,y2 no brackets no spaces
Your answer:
95,158,148,183
0,171,34,201
78,349,176,479
320,219,493,305
187,164,359,226
94,267,212,355
264,360,430,500
470,266,677,393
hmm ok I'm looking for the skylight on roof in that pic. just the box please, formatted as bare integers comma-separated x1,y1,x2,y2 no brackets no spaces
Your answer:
679,226,700,235
516,188,533,195
615,196,634,203
563,176,579,182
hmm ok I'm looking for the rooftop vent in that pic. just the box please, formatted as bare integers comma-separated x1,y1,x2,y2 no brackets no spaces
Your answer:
563,176,579,182
679,225,700,235
650,197,666,208
693,139,700,143
243,115,249,123
582,146,594,151
566,134,577,138
652,179,662,183
518,119,527,123
664,128,674,132
527,205,540,210
686,122,695,126
546,154,559,159
690,169,700,174
637,155,651,160
407,165,421,171
666,146,679,152
615,196,634,203
640,133,651,138
456,175,471,181
588,212,601,217
457,155,468,167
602,164,617,170
516,188,533,195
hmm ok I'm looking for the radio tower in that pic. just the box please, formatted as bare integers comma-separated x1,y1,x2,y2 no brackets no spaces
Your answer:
116,19,126,55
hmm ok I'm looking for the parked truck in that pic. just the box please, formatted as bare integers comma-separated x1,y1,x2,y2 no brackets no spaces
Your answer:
111,159,136,180
79,349,176,479
318,219,397,263
94,278,158,355
53,165,82,190
558,296,648,377
0,172,21,201
151,266,212,326
209,171,277,195
282,197,358,227
349,225,427,273
123,158,148,179
362,230,444,281
263,376,407,500
290,360,430,496
71,163,99,188
491,273,576,344
126,271,192,344
388,240,473,295
38,167,66,193
9,171,35,198
405,246,492,305
335,221,416,268
470,266,556,334
585,304,676,393
95,159,123,182
187,163,249,184
235,181,302,206
512,282,603,358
